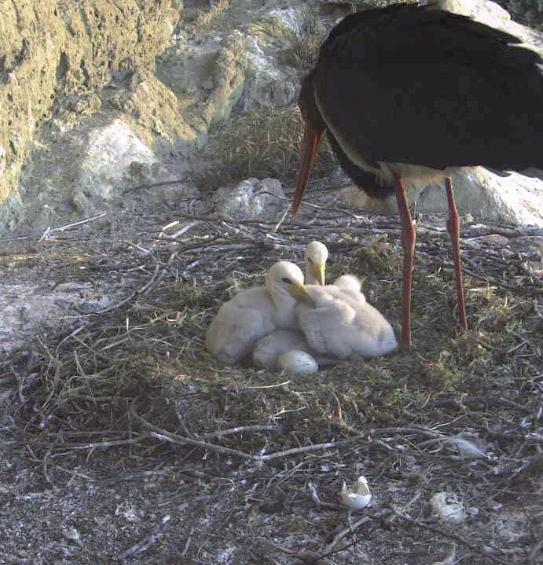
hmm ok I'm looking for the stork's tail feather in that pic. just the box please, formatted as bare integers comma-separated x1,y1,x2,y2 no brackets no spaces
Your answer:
485,167,512,178
520,167,543,180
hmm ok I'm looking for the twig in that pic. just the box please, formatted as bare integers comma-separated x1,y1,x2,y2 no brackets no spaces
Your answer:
199,424,279,440
269,542,334,565
122,177,188,194
244,380,291,389
134,413,258,460
138,416,447,462
394,511,508,565
269,202,292,233
259,439,353,461
118,515,172,560
528,539,543,564
260,190,365,221
47,435,150,451
160,220,201,240
259,427,443,461
181,529,193,557
326,516,373,550
308,481,341,511
37,212,108,242
149,431,257,461
92,264,161,314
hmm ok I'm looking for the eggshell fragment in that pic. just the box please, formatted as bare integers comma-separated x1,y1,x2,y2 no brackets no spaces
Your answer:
430,492,466,524
340,476,372,510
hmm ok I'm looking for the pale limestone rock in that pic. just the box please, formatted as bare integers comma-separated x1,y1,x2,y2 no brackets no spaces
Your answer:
214,178,286,220
242,35,297,110
426,0,511,27
427,0,542,54
10,116,195,232
74,119,166,213
0,145,5,177
158,32,246,130
0,0,180,210
415,169,543,227
340,167,543,228
0,282,112,355
240,6,313,111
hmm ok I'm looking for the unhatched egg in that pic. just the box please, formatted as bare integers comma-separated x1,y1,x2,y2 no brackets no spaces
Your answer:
277,350,319,375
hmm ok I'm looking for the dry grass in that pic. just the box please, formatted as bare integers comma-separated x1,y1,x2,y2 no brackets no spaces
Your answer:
282,4,326,71
193,0,232,29
200,106,337,189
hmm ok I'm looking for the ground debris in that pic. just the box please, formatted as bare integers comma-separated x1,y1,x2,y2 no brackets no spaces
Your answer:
0,185,542,563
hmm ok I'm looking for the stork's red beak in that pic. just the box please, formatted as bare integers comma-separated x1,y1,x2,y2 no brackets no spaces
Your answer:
292,121,323,217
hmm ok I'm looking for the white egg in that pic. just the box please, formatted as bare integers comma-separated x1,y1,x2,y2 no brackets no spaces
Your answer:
278,350,319,375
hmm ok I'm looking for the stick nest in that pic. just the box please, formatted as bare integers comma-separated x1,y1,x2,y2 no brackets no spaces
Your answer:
1,185,542,562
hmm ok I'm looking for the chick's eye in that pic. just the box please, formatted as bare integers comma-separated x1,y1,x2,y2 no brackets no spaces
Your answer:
281,277,292,284
307,257,314,265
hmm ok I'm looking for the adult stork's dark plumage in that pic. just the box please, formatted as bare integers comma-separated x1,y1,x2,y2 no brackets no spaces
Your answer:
292,3,543,349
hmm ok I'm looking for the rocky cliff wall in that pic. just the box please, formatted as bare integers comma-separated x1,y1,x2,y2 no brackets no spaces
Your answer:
0,0,180,207
1,0,542,234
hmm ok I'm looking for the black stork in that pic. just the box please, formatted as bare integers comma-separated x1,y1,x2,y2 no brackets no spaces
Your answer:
292,3,543,349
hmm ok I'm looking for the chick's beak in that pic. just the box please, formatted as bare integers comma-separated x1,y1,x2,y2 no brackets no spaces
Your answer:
309,263,326,286
288,283,315,305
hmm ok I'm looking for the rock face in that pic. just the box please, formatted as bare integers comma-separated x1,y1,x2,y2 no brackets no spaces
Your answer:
213,178,286,220
0,0,180,211
0,0,542,234
240,6,314,111
0,1,315,235
416,169,543,227
68,119,170,215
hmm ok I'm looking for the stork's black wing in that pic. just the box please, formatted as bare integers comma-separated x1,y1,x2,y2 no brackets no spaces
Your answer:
313,4,543,171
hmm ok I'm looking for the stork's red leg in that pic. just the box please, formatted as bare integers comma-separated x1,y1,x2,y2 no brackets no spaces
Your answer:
393,174,416,350
445,177,468,330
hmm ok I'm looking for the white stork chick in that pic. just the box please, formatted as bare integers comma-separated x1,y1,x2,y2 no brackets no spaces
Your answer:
306,241,364,295
297,284,398,359
206,261,313,365
305,240,328,285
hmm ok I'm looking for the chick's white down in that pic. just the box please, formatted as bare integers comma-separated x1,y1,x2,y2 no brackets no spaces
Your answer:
206,261,311,365
253,242,328,370
301,242,397,359
333,274,363,293
298,283,397,359
207,241,396,368
253,242,359,370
